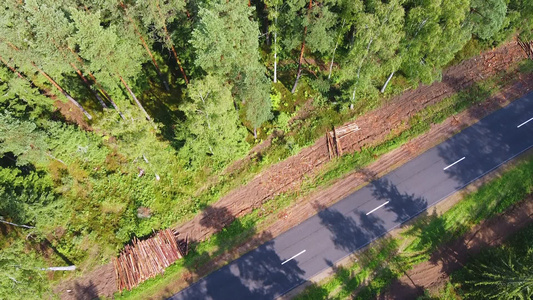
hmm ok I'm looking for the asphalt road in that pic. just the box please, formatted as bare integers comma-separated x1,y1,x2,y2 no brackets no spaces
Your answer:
170,91,533,300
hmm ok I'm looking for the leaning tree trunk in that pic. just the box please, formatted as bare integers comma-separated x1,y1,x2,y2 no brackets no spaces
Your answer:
169,43,189,85
120,2,170,91
380,71,395,93
273,4,279,83
118,75,151,121
0,55,24,79
137,32,170,91
351,37,374,102
291,26,307,93
156,2,189,85
328,41,338,80
2,40,92,120
0,218,35,229
70,62,108,108
34,5,109,109
291,0,312,93
66,46,125,120
380,18,427,94
35,66,93,120
274,31,278,83
329,19,345,80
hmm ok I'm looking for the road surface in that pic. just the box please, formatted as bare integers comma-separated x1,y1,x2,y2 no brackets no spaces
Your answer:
170,91,533,300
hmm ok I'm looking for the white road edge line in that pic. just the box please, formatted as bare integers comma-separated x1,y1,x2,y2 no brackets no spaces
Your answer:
517,117,533,128
281,250,306,265
366,201,390,216
443,156,466,170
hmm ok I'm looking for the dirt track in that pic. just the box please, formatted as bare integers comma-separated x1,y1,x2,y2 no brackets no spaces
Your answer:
379,196,533,299
53,42,531,299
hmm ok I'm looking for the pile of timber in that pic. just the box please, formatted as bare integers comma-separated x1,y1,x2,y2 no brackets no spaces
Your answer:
517,38,533,60
113,229,188,291
326,123,360,159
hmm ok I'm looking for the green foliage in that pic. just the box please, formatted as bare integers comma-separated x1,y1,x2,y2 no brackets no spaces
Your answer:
270,87,283,111
339,0,405,101
460,251,533,299
0,69,54,121
509,0,533,40
0,241,50,300
0,167,58,228
400,0,471,85
192,0,272,132
0,112,47,166
179,75,248,168
470,0,508,40
449,224,533,300
279,0,339,55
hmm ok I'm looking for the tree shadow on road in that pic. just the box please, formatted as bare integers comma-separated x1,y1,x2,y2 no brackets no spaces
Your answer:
173,205,305,300
370,177,428,224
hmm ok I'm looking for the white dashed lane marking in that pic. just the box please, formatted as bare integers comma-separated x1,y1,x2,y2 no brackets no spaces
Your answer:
443,157,466,171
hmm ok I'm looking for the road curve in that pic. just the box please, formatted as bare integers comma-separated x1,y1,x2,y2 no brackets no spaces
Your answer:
170,91,533,300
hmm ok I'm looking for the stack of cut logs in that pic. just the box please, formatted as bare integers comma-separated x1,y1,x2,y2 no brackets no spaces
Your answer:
517,38,533,60
326,123,360,159
113,229,188,291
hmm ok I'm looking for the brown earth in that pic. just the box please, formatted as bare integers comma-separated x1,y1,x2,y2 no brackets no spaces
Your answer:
53,41,531,299
53,99,92,131
379,196,533,300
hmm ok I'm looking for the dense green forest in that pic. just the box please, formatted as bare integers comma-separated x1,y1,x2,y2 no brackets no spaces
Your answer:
0,0,532,297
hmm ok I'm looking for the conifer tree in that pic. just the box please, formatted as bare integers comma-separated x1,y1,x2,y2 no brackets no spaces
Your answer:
280,0,339,93
23,0,109,109
470,0,508,40
192,0,272,135
115,1,170,91
462,251,533,299
0,0,93,120
180,75,248,167
69,8,151,121
136,0,189,84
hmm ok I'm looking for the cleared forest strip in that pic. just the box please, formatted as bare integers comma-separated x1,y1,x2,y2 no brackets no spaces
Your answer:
172,42,527,245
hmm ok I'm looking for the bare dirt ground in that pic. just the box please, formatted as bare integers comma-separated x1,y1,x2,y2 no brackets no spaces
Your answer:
379,196,533,300
53,99,92,131
53,41,531,299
